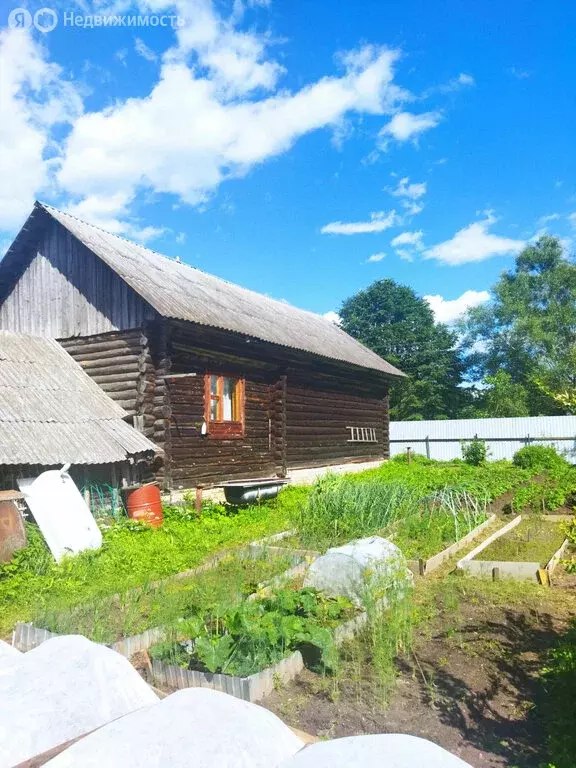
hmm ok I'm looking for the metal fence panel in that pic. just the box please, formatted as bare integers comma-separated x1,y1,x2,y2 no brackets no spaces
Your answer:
390,416,576,463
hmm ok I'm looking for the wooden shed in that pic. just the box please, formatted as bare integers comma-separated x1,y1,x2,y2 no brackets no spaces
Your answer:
0,329,159,491
0,202,405,490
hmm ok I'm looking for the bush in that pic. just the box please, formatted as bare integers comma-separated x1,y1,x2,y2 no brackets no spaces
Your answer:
462,437,488,466
541,621,576,768
390,452,434,465
513,445,567,473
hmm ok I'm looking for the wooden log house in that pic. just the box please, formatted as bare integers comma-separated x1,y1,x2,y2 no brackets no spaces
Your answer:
0,202,405,490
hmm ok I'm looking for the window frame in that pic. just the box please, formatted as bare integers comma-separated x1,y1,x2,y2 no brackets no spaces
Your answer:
204,374,245,439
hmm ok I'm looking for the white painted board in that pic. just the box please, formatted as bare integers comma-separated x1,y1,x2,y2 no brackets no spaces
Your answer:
18,468,102,562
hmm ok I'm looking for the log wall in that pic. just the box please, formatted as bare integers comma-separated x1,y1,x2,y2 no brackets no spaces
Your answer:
285,385,388,469
165,320,389,485
167,374,276,488
58,319,391,489
60,329,149,417
60,326,163,485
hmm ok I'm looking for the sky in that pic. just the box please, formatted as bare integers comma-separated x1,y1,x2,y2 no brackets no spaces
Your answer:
1,0,575,325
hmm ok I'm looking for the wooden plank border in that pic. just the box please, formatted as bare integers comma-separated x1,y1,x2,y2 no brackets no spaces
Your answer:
457,515,570,583
406,514,497,576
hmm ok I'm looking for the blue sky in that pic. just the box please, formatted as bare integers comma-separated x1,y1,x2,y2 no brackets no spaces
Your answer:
1,0,575,324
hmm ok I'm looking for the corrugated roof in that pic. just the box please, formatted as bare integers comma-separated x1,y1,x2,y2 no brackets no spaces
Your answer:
30,203,404,378
0,330,158,465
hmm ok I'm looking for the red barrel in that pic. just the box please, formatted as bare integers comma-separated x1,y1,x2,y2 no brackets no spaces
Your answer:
125,484,163,528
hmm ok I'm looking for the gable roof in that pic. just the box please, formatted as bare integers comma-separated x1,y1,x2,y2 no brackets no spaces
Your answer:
0,330,158,466
2,203,404,378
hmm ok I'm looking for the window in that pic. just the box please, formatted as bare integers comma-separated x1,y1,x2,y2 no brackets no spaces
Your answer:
347,426,378,443
204,375,245,438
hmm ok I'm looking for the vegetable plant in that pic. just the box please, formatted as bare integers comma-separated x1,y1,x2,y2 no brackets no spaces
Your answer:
150,587,355,677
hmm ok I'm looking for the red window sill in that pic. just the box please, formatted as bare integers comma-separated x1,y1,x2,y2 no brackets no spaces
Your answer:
207,422,245,440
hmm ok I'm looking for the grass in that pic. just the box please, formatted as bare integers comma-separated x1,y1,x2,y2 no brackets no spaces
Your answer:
33,550,296,644
294,473,490,557
477,517,566,566
541,619,576,768
0,491,304,636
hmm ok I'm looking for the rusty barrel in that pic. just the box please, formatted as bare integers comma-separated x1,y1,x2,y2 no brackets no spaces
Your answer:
125,483,163,528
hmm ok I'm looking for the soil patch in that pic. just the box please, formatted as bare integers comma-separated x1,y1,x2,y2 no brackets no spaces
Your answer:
263,575,576,768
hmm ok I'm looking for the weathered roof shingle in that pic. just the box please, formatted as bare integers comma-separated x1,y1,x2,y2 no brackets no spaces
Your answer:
17,203,403,377
0,330,158,465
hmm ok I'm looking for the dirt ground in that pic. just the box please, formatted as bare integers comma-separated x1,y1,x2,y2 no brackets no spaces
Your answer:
264,569,576,768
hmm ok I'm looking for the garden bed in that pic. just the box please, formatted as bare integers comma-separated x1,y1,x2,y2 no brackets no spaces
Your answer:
457,515,570,582
147,586,374,702
14,548,305,651
257,514,499,578
404,514,497,576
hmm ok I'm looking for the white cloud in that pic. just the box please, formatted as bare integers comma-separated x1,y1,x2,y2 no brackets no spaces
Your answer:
424,289,490,324
0,28,82,229
164,0,285,97
321,210,398,235
456,73,475,87
508,67,530,80
65,193,164,242
366,252,386,262
176,231,187,244
323,311,342,324
424,213,525,266
568,212,576,228
59,45,406,213
391,229,424,261
379,111,441,145
135,38,158,62
424,72,475,96
402,201,424,216
537,212,561,227
391,230,423,248
390,176,426,200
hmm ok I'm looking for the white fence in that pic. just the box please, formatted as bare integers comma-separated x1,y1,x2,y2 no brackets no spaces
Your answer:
389,416,576,463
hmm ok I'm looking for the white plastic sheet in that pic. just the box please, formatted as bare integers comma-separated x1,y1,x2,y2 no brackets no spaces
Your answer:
279,733,473,767
0,635,158,767
0,639,22,679
18,468,102,562
304,536,411,604
46,688,304,768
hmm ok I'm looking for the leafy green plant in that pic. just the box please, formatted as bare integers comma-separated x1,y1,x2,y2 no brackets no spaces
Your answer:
389,452,434,465
296,473,490,557
0,492,297,635
150,587,355,677
513,445,568,473
541,621,576,768
461,437,488,466
33,550,294,644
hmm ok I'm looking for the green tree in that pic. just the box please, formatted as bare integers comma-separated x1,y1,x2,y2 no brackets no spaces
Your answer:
340,279,467,420
460,236,576,415
480,371,530,417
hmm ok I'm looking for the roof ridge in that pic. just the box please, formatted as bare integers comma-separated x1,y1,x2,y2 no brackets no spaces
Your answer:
37,201,345,327
37,201,177,264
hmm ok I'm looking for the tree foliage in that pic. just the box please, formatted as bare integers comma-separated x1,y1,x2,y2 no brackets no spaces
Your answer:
459,236,576,416
340,279,466,420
